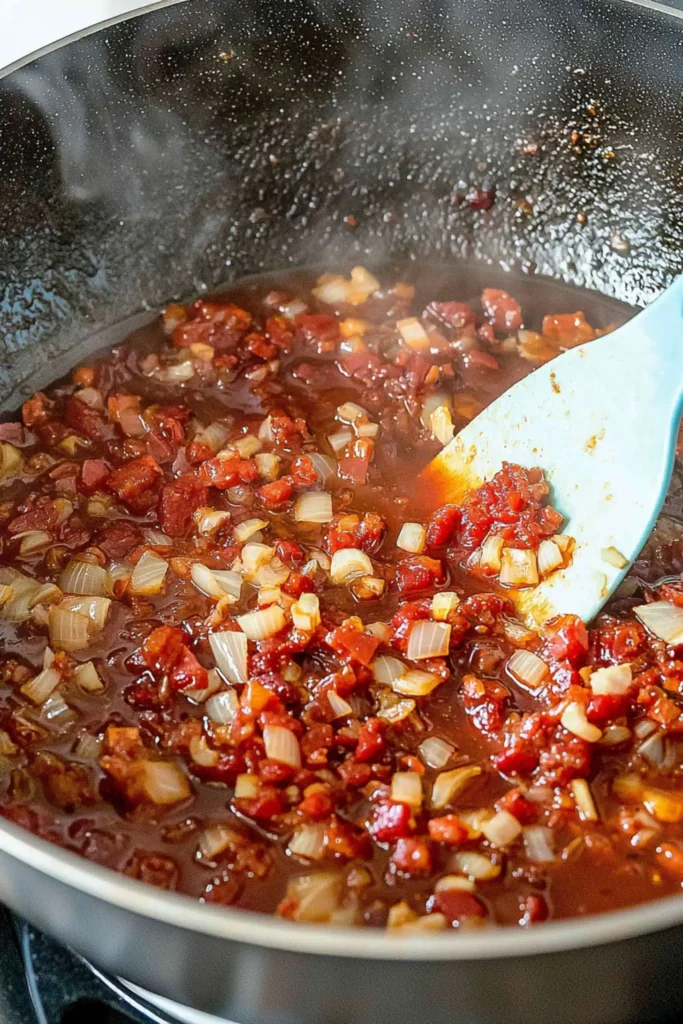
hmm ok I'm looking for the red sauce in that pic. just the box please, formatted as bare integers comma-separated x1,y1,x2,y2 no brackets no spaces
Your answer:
0,267,682,932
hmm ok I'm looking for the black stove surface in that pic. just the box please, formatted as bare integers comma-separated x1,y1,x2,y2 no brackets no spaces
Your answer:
0,908,178,1024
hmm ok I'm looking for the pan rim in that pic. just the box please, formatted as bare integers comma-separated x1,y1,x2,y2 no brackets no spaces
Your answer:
1,813,682,959
1,0,683,965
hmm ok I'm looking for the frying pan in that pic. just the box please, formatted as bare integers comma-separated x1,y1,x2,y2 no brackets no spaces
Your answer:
1,0,683,1020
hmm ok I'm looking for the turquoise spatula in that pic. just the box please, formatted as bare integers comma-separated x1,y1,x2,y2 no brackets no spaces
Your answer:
423,276,683,627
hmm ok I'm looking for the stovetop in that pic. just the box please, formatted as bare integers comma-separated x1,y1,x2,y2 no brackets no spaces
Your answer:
0,906,180,1024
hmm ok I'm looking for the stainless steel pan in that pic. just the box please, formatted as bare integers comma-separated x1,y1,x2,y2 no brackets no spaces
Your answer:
1,0,683,1019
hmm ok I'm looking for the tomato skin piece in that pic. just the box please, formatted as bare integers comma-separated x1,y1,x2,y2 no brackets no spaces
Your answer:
368,800,413,842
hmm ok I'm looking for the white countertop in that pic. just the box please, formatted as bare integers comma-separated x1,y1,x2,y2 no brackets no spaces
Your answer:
0,0,148,71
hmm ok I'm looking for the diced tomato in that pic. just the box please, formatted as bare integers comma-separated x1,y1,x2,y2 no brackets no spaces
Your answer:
392,837,432,875
425,504,461,548
97,519,143,558
481,288,523,331
275,540,306,566
337,457,369,485
282,572,316,599
298,790,334,820
427,815,469,845
542,312,595,349
139,626,187,675
338,759,372,787
494,743,539,777
234,787,284,821
324,814,372,860
368,799,413,842
425,301,476,330
586,693,626,725
107,455,163,513
8,503,59,535
395,556,445,595
354,718,386,762
173,300,252,351
169,647,209,693
198,456,258,489
22,392,50,427
257,478,294,507
295,313,340,345
495,789,537,825
65,396,107,440
427,889,487,923
159,473,209,537
79,459,110,494
328,626,380,667
543,615,589,667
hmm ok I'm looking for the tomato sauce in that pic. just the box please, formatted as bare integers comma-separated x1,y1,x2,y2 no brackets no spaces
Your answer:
0,266,682,932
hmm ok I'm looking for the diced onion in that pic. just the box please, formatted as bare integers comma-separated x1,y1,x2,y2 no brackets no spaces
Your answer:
240,542,274,572
258,416,274,443
263,725,301,767
356,421,379,438
392,670,442,696
571,778,599,821
327,429,353,454
523,825,555,862
199,824,236,860
396,522,426,554
377,698,416,723
252,558,290,588
351,575,386,600
291,593,321,632
431,764,482,809
20,667,60,705
330,548,373,584
194,508,231,535
366,621,392,642
164,361,195,382
406,620,451,661
211,570,243,599
144,528,172,546
237,605,286,641
210,630,248,684
0,730,18,757
480,534,505,572
19,531,52,555
430,404,455,446
598,724,632,746
234,519,268,544
431,592,459,621
196,421,230,453
561,702,602,743
602,546,628,569
434,875,476,893
60,596,111,631
337,402,368,424
190,734,220,767
641,786,683,823
74,661,104,692
0,442,24,481
231,435,262,459
327,690,353,718
288,823,326,861
634,601,683,645
590,663,632,696
371,655,406,684
452,850,501,881
481,809,522,847
553,533,573,553
254,452,281,480
507,649,549,690
142,761,191,805
48,605,91,652
294,491,333,524
638,731,666,768
0,585,12,606
234,773,260,799
499,548,539,587
284,871,344,923
206,688,239,724
191,563,227,600
390,771,423,808
308,453,336,483
29,583,62,609
130,552,168,595
58,560,110,597
537,539,563,576
397,317,430,350
418,736,454,769
74,733,103,761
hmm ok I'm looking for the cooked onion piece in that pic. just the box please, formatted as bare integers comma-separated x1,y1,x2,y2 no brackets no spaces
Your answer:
406,620,451,660
431,764,482,809
634,601,683,644
431,591,459,621
263,725,301,767
589,663,632,695
210,630,248,684
130,552,169,595
294,491,333,524
418,737,454,770
237,605,286,641
499,548,539,587
330,548,373,584
507,650,549,690
396,523,426,554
